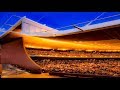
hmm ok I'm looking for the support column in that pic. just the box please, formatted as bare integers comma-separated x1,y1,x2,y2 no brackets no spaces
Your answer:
1,38,41,74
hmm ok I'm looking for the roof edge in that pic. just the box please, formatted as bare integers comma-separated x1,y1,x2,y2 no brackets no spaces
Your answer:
0,16,26,39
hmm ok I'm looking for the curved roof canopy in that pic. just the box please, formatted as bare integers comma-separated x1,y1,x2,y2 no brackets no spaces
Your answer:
1,14,120,51
1,15,120,39
1,12,120,36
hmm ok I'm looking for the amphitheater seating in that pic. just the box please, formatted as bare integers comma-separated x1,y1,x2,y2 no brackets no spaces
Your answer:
26,48,120,58
33,59,120,77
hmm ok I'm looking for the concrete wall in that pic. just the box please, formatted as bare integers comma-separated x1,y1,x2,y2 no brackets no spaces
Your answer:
1,38,41,74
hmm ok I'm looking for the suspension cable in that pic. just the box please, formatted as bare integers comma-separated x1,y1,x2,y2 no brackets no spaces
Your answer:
73,12,106,31
37,16,46,22
0,15,22,28
0,15,13,28
85,12,106,26
56,13,120,30
1,13,120,35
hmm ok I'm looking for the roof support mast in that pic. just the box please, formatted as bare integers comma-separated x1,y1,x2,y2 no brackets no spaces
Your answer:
85,12,106,27
73,12,106,32
84,12,119,40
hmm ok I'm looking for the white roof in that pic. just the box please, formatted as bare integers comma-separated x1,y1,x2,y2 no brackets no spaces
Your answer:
1,17,120,38
54,19,120,36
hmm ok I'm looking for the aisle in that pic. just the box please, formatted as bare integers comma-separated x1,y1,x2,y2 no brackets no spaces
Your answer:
1,73,61,78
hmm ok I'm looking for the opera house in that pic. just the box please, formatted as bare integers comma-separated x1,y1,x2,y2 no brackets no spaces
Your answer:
1,16,120,77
